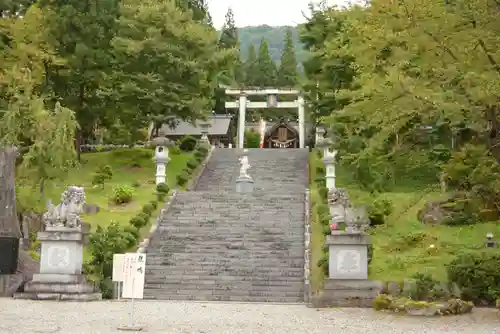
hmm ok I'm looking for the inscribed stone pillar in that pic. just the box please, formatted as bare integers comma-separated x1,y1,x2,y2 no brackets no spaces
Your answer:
0,147,21,237
298,96,305,149
238,93,247,149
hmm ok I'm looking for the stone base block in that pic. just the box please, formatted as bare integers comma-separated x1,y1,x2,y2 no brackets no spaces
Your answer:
14,292,102,301
13,273,102,301
310,279,382,308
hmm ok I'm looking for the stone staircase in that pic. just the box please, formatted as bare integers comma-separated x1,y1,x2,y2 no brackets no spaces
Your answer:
144,148,309,302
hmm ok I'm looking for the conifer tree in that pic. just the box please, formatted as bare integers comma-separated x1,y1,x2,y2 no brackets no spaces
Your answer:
244,44,259,87
255,39,277,87
277,28,298,87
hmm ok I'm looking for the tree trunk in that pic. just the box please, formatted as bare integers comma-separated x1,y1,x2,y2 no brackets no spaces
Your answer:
0,146,21,237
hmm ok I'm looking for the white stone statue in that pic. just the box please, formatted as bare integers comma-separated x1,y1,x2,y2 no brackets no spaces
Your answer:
43,186,86,228
239,153,251,177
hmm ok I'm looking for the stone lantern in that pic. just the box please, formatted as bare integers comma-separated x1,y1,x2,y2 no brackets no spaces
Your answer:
151,136,173,185
316,129,336,191
199,122,211,146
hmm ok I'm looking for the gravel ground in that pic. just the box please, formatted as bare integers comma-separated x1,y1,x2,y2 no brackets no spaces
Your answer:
0,300,499,334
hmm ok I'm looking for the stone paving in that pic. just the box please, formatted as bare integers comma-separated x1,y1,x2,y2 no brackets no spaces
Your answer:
0,300,498,334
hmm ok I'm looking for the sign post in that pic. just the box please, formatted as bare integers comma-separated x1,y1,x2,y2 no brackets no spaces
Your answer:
117,253,146,332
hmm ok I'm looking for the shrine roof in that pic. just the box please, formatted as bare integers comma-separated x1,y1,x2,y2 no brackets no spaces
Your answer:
158,114,233,136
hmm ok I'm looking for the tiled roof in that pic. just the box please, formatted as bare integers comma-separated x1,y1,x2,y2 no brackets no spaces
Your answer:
159,115,233,136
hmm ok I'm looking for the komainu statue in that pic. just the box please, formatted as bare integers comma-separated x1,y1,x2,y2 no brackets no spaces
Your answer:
43,186,86,228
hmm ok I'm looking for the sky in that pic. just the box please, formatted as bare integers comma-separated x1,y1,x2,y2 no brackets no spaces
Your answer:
207,0,348,29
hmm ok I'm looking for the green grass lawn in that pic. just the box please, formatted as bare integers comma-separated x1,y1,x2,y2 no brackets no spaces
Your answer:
309,152,500,291
17,148,192,232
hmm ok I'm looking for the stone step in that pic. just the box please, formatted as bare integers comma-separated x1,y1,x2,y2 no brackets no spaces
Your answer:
146,266,303,276
142,292,304,303
144,274,303,284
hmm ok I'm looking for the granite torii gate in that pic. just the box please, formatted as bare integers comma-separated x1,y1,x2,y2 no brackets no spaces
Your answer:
224,88,305,149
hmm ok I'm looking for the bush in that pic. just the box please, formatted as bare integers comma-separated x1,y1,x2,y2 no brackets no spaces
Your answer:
138,212,150,223
111,185,134,204
157,192,167,202
197,145,209,154
318,187,328,201
314,176,326,188
176,171,189,186
447,251,500,305
186,159,199,170
109,148,153,168
169,146,181,155
150,200,158,209
194,149,205,162
156,183,169,195
179,136,197,152
142,203,155,216
244,130,261,148
317,252,329,276
84,222,132,299
92,165,113,189
368,198,393,226
315,203,330,219
372,294,392,310
316,165,325,175
130,215,147,228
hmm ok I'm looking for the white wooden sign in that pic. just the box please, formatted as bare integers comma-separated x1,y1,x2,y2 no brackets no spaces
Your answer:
122,253,146,299
112,254,125,282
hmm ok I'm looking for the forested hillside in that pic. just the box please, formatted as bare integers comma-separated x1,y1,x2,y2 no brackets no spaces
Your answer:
237,25,307,64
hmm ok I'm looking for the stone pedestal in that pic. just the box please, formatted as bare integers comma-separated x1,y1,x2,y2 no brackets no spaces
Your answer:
311,232,381,307
236,175,254,193
14,226,101,301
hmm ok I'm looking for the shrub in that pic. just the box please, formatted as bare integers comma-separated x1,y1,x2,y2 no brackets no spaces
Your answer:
142,203,155,216
156,183,169,195
130,215,147,228
92,165,113,189
314,176,326,188
186,159,199,170
109,148,153,168
138,212,150,223
197,145,209,154
368,198,393,226
84,222,132,299
315,165,325,175
318,187,328,201
244,130,261,148
169,146,181,155
194,150,205,162
409,273,440,301
111,185,134,204
372,294,392,310
176,171,189,186
150,200,158,209
317,252,329,276
447,251,500,305
157,192,167,202
315,203,330,219
179,136,197,152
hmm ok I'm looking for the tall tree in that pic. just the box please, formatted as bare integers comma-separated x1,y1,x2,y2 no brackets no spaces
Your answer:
213,7,241,114
277,28,298,87
255,39,277,87
218,8,238,49
37,0,120,158
107,0,222,129
244,44,258,87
